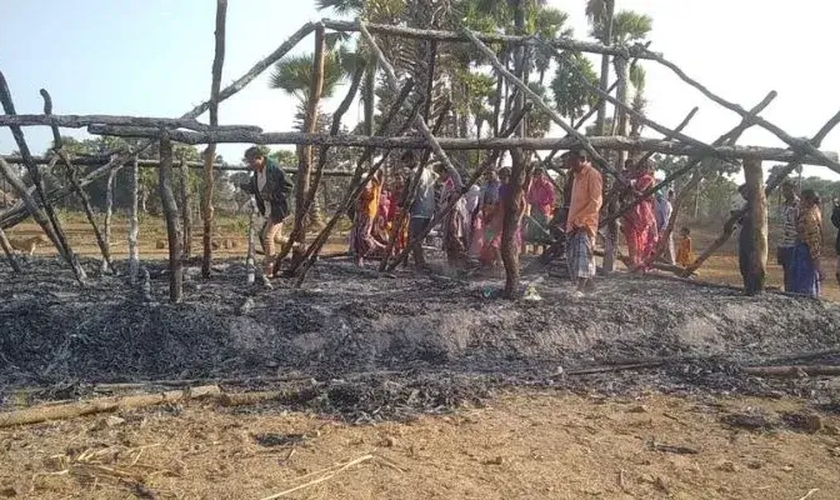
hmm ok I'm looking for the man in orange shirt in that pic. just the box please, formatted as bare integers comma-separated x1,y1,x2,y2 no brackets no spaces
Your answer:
564,147,603,295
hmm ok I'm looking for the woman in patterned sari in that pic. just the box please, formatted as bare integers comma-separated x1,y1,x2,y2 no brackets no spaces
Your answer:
791,189,824,297
622,159,658,270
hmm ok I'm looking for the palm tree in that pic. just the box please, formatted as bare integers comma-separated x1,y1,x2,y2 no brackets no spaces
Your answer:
550,52,599,121
269,49,353,229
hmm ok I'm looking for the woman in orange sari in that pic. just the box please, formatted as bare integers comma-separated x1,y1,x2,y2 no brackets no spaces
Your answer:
349,171,386,266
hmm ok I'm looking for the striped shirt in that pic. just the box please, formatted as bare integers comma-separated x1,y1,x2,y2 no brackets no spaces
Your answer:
780,197,800,248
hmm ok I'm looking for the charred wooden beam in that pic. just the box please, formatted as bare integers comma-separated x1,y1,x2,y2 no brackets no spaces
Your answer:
0,72,86,281
128,155,140,285
202,0,228,278
358,22,460,180
0,114,261,132
0,226,21,273
321,19,653,60
84,127,840,166
645,50,840,173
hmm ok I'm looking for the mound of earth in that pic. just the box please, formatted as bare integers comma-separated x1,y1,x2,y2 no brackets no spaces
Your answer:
0,256,837,378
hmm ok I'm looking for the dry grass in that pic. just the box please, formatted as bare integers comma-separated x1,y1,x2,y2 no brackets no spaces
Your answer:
1,392,838,499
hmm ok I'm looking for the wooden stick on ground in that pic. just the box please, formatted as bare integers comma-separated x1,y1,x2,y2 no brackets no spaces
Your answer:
158,132,183,303
259,455,374,500
742,365,840,378
201,0,227,278
0,385,221,428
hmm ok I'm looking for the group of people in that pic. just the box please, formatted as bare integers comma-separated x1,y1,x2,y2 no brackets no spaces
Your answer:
241,144,834,300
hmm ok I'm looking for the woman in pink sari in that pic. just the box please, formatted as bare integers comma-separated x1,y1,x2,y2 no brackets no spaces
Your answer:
622,160,658,270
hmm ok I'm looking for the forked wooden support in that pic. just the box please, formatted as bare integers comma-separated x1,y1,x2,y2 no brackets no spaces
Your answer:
158,132,183,303
201,0,228,278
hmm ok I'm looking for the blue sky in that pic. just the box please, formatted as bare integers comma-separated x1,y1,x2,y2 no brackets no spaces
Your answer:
2,0,839,181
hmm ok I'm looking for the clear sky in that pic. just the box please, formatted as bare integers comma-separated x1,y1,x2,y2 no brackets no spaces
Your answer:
1,0,838,181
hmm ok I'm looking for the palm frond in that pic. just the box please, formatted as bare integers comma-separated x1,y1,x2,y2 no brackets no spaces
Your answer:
314,0,364,16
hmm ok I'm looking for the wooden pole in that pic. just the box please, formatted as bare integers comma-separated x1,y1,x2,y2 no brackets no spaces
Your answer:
321,19,653,60
246,198,257,285
201,0,227,278
290,23,327,261
83,127,840,165
379,100,452,272
683,107,840,276
0,226,21,273
595,0,614,138
744,157,767,293
103,167,116,273
0,114,261,132
128,155,140,285
40,88,113,273
178,158,193,259
158,132,183,303
0,21,313,235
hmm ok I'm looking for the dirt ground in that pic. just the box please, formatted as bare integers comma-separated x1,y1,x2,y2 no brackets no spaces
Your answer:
2,215,840,499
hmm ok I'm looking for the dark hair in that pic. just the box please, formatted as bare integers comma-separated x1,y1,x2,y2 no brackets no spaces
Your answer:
400,150,416,164
244,146,264,159
499,167,512,177
680,227,691,236
802,188,821,205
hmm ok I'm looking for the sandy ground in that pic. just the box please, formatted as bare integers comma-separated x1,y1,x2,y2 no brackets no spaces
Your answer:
1,392,838,499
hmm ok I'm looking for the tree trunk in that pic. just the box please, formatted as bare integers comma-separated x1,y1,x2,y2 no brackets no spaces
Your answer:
128,156,140,285
744,157,767,293
178,160,192,259
158,134,183,304
595,0,615,135
502,0,527,299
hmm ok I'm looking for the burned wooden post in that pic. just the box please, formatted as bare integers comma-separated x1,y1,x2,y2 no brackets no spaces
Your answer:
40,88,114,273
158,132,183,303
128,155,140,285
246,198,257,285
178,158,193,259
103,167,116,273
202,0,227,278
0,227,21,273
744,157,768,293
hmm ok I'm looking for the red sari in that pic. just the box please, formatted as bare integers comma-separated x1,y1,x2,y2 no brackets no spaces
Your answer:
622,171,658,269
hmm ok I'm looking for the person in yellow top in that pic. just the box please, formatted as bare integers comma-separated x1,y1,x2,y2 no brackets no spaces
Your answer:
563,147,603,295
350,170,386,267
675,227,694,268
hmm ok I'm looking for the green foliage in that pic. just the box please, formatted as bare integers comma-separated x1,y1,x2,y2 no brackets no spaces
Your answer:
551,53,598,120
269,51,349,105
